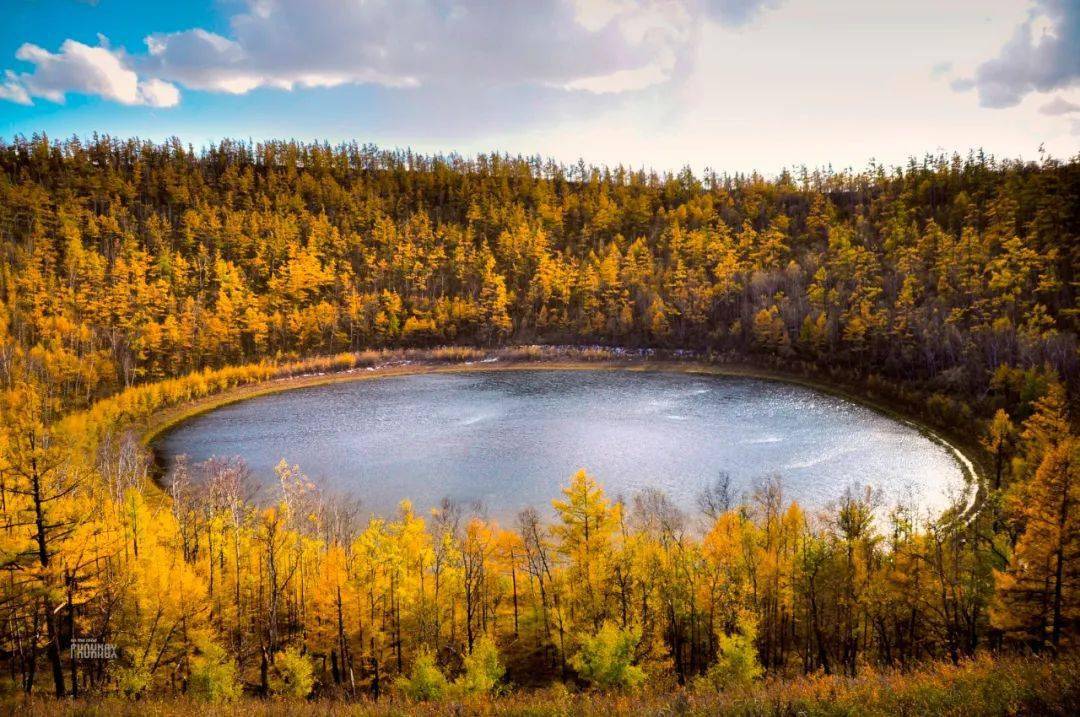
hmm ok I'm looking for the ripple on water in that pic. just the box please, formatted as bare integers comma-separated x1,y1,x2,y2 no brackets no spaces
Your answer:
156,370,968,520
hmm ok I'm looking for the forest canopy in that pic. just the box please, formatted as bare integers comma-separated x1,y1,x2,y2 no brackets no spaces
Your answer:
0,135,1076,410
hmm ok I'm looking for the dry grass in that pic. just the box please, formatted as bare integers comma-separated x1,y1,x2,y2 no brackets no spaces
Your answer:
8,654,1078,717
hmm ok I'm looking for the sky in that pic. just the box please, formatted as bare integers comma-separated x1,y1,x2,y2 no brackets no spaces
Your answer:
0,0,1077,174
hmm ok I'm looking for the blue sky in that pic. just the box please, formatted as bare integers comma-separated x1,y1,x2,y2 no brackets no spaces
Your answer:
1,0,1077,173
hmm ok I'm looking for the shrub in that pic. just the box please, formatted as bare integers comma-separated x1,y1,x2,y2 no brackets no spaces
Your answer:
700,613,762,692
570,622,645,690
188,639,241,702
454,635,505,696
112,664,151,699
268,647,314,699
395,648,448,701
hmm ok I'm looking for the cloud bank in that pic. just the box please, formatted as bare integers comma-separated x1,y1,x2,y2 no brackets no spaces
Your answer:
957,0,1080,108
1,0,785,107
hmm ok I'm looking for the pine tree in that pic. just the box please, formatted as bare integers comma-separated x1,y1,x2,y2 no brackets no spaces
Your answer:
993,439,1078,653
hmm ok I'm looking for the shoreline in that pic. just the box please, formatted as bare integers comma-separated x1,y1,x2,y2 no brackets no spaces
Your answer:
143,356,986,512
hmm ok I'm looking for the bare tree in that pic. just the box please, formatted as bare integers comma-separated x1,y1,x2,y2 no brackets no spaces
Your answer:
698,471,735,520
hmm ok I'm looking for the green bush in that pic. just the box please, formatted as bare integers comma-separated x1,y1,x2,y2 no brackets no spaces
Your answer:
188,639,242,702
700,613,762,692
395,648,448,701
268,647,314,699
454,635,505,696
112,664,151,699
570,622,645,690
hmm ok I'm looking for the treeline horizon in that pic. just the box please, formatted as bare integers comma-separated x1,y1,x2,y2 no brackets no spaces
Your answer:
0,133,1076,706
10,131,1072,184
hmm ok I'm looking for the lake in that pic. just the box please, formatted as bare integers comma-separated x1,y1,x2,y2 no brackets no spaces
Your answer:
155,369,968,520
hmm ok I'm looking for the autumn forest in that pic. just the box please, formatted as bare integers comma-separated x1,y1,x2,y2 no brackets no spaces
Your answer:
0,135,1078,715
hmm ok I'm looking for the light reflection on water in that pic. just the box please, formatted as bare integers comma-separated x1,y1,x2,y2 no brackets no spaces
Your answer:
156,370,965,520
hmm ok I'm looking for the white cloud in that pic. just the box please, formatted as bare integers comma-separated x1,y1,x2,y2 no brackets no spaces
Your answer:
703,0,786,26
956,0,1080,108
1,0,789,108
140,0,699,96
5,38,179,107
136,77,181,108
0,70,31,105
1039,95,1080,114
564,61,674,93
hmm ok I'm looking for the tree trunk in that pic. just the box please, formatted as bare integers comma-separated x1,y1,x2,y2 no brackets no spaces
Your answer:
31,455,66,697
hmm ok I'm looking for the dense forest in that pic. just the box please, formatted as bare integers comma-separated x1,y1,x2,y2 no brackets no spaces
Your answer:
0,135,1077,712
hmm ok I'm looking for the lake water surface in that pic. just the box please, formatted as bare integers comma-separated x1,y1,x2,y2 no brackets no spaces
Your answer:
156,369,968,519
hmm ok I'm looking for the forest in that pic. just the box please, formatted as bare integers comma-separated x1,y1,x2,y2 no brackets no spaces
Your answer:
0,134,1077,714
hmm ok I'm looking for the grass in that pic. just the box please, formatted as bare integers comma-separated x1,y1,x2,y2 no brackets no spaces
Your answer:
7,654,1077,716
